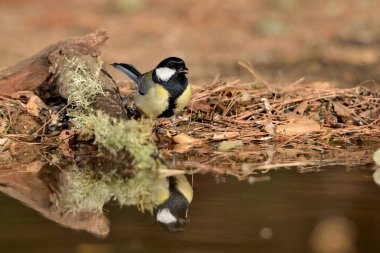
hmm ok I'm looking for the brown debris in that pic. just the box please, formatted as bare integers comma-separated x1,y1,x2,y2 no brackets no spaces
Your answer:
169,80,380,145
276,118,321,136
212,132,240,140
172,132,203,144
0,31,379,180
152,76,380,176
26,95,49,118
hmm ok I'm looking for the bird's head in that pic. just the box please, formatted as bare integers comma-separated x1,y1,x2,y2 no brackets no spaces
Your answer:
155,57,188,82
155,193,190,233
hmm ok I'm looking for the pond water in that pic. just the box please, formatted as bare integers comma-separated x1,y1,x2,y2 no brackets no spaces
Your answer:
1,161,380,253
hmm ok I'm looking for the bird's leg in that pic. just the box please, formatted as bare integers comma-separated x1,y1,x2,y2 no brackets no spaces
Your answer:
171,152,177,166
170,117,180,134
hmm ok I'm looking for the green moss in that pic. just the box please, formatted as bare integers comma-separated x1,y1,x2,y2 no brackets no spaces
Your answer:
65,56,105,110
63,56,106,130
62,57,161,171
64,168,156,213
79,112,158,170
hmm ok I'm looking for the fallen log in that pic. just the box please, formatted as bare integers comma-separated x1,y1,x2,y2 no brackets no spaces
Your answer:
0,30,127,119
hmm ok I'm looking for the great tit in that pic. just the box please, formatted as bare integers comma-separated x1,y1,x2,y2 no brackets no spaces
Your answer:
151,174,193,232
112,57,192,123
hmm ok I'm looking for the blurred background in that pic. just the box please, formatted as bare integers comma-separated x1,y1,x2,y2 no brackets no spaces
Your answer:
0,0,380,85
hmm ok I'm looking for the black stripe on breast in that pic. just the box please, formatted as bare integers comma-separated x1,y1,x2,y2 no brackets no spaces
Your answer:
158,96,176,118
156,73,188,118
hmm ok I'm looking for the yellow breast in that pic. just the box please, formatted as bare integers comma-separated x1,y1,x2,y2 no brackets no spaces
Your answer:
134,85,170,119
151,177,170,205
175,175,193,203
174,83,192,115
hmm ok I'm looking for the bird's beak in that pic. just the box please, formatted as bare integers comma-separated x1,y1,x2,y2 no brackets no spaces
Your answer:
179,66,189,74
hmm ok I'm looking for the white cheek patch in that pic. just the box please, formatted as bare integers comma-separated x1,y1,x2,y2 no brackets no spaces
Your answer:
155,67,176,82
156,208,177,224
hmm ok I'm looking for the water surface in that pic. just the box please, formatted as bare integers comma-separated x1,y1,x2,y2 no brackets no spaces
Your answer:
1,163,380,253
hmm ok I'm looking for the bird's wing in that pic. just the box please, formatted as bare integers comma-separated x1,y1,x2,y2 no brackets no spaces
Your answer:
111,63,141,84
137,70,156,95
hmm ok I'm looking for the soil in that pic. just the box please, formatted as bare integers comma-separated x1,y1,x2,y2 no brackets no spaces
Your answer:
0,0,380,85
10,114,40,136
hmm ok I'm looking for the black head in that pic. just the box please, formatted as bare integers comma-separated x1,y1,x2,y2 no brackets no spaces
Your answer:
156,57,188,74
155,191,190,233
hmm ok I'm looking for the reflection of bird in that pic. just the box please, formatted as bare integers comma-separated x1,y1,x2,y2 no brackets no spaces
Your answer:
112,57,192,128
152,175,193,232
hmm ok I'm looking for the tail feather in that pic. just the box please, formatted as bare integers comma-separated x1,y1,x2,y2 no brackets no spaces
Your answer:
112,63,141,84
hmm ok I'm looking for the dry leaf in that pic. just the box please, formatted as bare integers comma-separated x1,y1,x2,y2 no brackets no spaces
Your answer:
0,118,7,134
58,130,74,158
212,132,240,140
291,100,309,117
190,101,213,113
0,138,8,146
25,161,46,172
276,118,320,136
170,144,194,153
332,101,352,118
26,95,49,117
237,90,252,104
261,97,272,111
172,133,203,144
218,140,243,151
0,138,9,152
359,110,373,119
264,122,275,136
